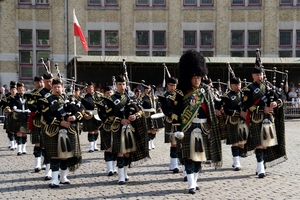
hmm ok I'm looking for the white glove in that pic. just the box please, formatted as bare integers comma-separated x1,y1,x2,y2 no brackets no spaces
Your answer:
174,131,184,140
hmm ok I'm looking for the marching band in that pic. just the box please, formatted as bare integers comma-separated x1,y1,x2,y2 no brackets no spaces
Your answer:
0,52,287,194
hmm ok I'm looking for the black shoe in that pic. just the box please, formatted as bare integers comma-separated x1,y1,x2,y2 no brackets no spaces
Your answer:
125,178,129,181
94,149,99,151
34,168,41,173
88,150,94,153
188,188,195,194
60,181,70,184
172,168,179,173
240,153,247,158
258,173,266,178
22,152,27,154
44,176,52,181
17,152,22,156
183,176,187,182
234,167,241,171
49,183,59,188
118,181,126,185
196,186,200,191
108,171,114,176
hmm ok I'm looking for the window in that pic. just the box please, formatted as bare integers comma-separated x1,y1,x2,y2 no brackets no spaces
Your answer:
184,0,197,6
37,51,50,63
20,51,32,64
201,51,213,57
248,0,261,5
279,51,292,57
231,31,244,47
88,51,102,55
37,30,49,46
153,51,166,56
201,0,214,6
20,51,33,79
105,51,119,56
36,0,49,4
20,30,32,45
89,31,101,46
248,30,260,47
232,0,244,6
200,31,213,47
184,31,196,47
279,30,292,46
231,51,244,57
105,0,118,6
153,0,165,6
19,0,31,4
136,51,150,56
280,0,293,6
296,31,300,46
296,50,300,57
248,51,257,57
88,0,101,5
153,31,165,47
20,66,33,79
105,31,118,47
136,0,149,6
136,31,149,47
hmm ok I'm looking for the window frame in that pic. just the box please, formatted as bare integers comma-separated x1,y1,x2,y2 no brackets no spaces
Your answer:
136,31,150,48
200,31,214,48
153,0,166,7
36,30,50,47
105,0,118,6
183,0,197,7
153,31,166,48
88,30,102,47
136,51,150,56
279,51,292,57
20,29,33,47
248,0,262,6
279,0,293,6
200,0,214,7
279,30,292,47
19,50,33,80
231,30,244,48
183,31,197,48
36,0,49,5
18,0,32,5
105,30,119,48
87,0,101,6
152,51,166,56
136,0,149,7
231,51,244,57
248,30,261,48
231,0,245,6
296,30,300,47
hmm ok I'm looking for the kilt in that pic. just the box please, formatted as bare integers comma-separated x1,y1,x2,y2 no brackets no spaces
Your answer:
4,113,13,133
100,127,112,150
179,123,211,161
247,122,262,150
83,118,101,132
31,125,41,144
218,114,227,140
226,123,239,145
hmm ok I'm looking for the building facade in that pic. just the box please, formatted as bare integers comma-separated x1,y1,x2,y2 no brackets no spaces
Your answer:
0,0,300,86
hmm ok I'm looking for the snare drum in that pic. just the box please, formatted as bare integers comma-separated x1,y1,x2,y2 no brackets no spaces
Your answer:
150,113,165,130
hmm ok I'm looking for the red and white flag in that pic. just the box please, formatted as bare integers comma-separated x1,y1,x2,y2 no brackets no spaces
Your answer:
73,10,89,51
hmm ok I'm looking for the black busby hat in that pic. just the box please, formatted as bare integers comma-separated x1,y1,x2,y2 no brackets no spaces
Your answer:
17,82,24,88
115,75,126,83
85,82,94,87
43,73,53,80
74,87,80,92
104,86,113,93
230,77,241,84
252,67,263,74
178,50,208,91
202,78,212,85
167,77,178,84
10,81,17,89
33,76,43,82
52,78,63,85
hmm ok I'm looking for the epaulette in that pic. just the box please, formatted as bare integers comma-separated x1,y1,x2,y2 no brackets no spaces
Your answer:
158,91,167,98
242,87,250,92
105,96,114,103
175,89,184,97
95,91,103,98
39,98,49,103
221,91,230,99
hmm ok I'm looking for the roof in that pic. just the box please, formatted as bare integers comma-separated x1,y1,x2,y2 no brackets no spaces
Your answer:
68,56,300,65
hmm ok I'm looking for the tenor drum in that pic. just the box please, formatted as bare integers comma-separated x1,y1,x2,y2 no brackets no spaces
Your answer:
150,113,165,130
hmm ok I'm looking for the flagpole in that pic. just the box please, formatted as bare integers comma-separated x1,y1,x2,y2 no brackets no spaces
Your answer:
73,9,77,80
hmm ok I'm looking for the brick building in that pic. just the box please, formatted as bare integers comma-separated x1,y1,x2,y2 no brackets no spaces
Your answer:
0,0,300,87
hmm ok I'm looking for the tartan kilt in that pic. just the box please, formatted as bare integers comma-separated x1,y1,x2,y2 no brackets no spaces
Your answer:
4,113,13,133
44,127,81,160
100,127,112,150
112,129,122,154
164,122,172,143
83,118,101,132
178,123,211,161
31,125,41,144
226,123,239,145
218,114,227,140
247,122,262,151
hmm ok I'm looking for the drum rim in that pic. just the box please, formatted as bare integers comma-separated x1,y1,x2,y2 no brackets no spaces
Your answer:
151,113,165,119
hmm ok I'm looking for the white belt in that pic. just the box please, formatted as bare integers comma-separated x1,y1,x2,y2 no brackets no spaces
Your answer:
143,108,155,112
86,110,98,115
192,118,207,124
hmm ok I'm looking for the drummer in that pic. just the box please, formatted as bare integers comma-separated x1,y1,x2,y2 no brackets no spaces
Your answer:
140,83,162,150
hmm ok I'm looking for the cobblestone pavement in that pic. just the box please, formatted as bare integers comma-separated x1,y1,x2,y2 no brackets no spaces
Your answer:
0,119,299,200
